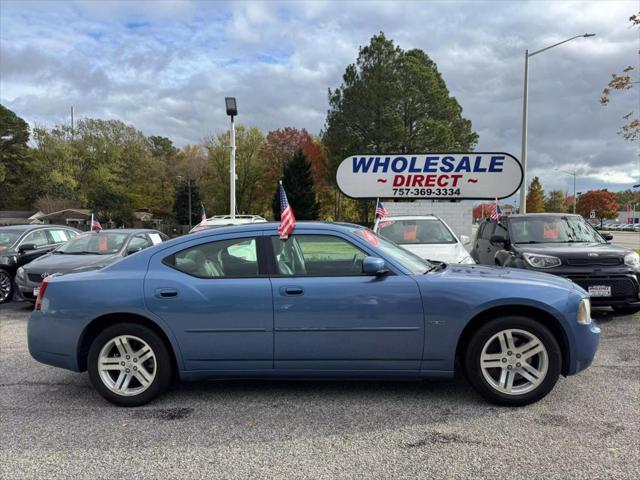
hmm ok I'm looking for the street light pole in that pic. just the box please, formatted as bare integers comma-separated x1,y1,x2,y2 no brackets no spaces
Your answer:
225,97,238,220
187,179,192,230
519,33,595,214
555,168,577,213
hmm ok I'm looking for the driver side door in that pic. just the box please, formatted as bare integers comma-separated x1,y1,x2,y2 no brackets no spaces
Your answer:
269,232,425,372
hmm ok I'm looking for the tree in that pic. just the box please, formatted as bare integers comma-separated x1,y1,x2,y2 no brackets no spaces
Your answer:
526,177,545,213
600,12,639,142
0,105,31,207
34,195,77,214
545,190,567,213
88,183,133,225
322,32,478,223
576,190,619,227
615,189,640,207
272,150,319,220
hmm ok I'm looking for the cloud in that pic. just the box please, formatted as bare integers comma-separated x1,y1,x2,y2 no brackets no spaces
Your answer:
0,0,638,194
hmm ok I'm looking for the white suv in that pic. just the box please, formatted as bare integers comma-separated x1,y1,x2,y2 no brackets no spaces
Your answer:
189,215,267,233
373,215,475,264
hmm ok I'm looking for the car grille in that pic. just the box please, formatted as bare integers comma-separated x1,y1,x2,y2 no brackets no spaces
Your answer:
27,273,43,283
568,275,638,298
565,257,623,266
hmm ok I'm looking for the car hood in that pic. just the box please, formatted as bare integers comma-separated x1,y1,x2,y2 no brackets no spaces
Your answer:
400,243,471,263
514,242,630,256
23,253,119,274
436,263,576,290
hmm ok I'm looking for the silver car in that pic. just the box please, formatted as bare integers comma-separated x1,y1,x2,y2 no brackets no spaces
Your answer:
16,229,167,301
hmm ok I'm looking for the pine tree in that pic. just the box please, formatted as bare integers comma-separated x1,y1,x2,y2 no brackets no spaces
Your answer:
526,176,545,213
272,149,319,220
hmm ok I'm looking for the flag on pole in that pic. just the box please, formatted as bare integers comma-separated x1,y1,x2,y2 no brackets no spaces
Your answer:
90,214,102,231
375,199,389,219
200,204,207,223
490,198,502,220
278,181,296,239
375,199,393,229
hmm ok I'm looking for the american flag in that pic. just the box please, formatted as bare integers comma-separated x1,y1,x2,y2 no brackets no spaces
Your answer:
490,198,502,220
90,214,102,231
278,182,296,239
200,204,207,223
375,199,389,219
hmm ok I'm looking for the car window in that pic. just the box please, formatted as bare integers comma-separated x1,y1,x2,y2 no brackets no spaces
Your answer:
57,232,129,255
128,234,153,253
494,223,508,239
48,229,76,243
0,230,21,250
480,222,495,240
21,230,49,248
271,235,367,276
169,237,258,278
509,216,604,244
377,219,456,244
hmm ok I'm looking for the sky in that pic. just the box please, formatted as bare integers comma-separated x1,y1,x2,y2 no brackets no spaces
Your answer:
1,0,638,204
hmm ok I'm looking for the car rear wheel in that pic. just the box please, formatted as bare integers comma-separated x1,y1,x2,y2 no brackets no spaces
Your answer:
87,323,172,406
0,270,14,304
464,316,561,406
612,305,640,316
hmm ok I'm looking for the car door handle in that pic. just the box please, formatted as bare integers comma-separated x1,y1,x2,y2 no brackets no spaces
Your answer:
155,288,178,298
280,286,304,296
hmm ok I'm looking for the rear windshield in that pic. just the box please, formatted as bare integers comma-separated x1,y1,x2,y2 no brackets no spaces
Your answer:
377,219,456,244
0,230,21,250
56,232,129,255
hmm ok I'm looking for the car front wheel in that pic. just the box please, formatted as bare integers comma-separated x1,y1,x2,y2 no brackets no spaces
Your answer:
87,323,172,406
464,316,561,406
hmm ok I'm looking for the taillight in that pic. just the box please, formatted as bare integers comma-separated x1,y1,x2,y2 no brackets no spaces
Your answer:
34,276,51,311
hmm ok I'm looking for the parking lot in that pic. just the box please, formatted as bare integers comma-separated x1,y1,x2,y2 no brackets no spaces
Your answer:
0,302,637,479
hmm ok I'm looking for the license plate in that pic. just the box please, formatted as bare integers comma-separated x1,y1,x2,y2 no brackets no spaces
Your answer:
33,287,39,297
588,285,611,297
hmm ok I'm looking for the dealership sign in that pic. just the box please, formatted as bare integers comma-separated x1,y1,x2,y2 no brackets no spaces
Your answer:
336,153,523,200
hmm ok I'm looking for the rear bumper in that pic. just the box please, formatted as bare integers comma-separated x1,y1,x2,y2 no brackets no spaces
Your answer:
28,310,81,372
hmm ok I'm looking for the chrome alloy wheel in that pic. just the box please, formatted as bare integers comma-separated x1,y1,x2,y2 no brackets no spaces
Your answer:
479,329,549,396
98,335,156,397
0,271,12,302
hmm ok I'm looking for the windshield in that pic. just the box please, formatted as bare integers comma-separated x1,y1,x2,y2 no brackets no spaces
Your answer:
378,218,456,244
354,228,431,274
56,232,129,255
0,230,21,251
509,216,604,244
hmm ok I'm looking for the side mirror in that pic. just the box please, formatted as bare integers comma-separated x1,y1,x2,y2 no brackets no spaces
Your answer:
602,233,613,241
362,256,388,276
460,235,471,246
490,235,507,245
19,243,37,253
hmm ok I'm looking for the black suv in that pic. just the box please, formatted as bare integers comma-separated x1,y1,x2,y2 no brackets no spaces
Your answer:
0,225,80,303
471,214,640,315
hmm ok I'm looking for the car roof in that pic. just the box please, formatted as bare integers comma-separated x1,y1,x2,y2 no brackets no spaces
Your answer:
379,215,440,221
0,224,77,232
185,221,364,240
81,228,160,234
506,213,581,218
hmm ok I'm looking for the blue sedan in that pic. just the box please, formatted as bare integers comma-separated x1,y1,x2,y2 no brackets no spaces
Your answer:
28,222,600,407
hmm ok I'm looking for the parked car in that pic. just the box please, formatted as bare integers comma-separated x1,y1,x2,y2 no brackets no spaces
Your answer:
189,214,267,233
0,224,80,303
16,229,167,301
471,214,640,315
373,215,474,264
29,222,599,407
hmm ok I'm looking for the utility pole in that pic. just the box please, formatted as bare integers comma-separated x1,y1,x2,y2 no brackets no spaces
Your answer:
225,97,238,220
70,106,74,139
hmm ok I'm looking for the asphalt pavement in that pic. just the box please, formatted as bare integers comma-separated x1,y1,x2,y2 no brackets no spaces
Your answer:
0,301,638,479
609,231,640,251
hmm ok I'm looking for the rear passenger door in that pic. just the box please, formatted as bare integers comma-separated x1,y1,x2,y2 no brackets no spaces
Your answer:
145,233,273,371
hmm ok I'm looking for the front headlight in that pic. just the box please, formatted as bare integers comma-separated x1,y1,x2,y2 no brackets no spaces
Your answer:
577,298,591,325
624,252,640,268
16,267,25,280
522,252,562,269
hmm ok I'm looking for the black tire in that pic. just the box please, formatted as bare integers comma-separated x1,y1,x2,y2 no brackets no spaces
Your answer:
0,269,14,304
612,305,640,316
87,323,173,407
464,316,562,407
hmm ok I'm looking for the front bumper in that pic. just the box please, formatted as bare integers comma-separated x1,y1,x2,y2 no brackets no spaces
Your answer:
567,321,601,375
